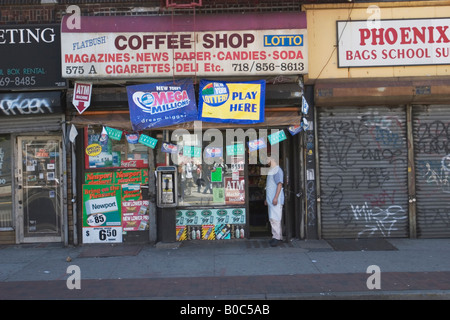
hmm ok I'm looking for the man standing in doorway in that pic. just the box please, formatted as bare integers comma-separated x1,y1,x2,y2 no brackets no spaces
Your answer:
265,156,284,247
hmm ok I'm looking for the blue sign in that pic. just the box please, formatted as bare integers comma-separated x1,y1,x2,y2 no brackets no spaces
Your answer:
127,79,198,130
198,79,265,124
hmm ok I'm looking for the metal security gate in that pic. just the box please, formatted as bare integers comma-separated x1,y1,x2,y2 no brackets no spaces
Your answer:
317,106,409,238
413,105,450,238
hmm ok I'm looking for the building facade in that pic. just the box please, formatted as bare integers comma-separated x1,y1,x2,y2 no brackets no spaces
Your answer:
0,0,448,245
305,0,450,238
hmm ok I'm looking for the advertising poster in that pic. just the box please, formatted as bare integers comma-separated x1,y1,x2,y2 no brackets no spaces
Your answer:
85,169,147,185
175,208,246,241
122,200,150,232
82,184,122,243
127,78,197,130
198,80,265,124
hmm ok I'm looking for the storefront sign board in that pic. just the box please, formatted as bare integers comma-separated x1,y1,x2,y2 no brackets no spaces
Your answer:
338,18,450,67
60,15,308,78
0,24,66,90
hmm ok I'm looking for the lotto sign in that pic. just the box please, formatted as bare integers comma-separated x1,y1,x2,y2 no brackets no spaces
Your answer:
82,184,122,243
72,82,92,114
127,79,198,130
199,80,265,124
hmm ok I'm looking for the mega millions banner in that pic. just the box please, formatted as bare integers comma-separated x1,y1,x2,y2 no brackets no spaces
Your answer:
82,184,122,243
127,79,197,130
60,15,308,78
198,79,265,124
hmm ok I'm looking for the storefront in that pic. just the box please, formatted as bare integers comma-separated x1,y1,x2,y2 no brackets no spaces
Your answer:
0,24,67,244
305,1,450,238
61,12,308,243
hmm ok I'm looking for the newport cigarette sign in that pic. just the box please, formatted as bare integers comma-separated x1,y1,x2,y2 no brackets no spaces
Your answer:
72,81,92,114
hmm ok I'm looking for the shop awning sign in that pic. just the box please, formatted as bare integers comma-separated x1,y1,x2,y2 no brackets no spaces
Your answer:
127,78,198,130
72,81,92,114
199,79,265,124
337,18,450,67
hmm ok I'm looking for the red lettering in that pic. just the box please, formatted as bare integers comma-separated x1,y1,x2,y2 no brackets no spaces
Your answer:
436,26,450,43
359,29,371,46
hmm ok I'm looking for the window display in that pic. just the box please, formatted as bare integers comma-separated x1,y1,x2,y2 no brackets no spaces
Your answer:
170,132,245,207
85,126,148,169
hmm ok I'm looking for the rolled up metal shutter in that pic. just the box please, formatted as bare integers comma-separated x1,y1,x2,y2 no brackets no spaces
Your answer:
0,115,63,134
413,105,450,238
317,106,409,238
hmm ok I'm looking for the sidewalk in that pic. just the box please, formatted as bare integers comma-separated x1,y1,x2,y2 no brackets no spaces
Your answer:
1,238,450,300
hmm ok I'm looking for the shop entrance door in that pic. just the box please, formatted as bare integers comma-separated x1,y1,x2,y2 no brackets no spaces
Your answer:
248,132,297,239
16,136,63,243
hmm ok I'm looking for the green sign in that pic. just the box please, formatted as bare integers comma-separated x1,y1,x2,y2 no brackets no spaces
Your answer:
183,145,202,157
82,184,122,243
139,134,158,149
268,130,287,145
226,143,244,156
105,126,123,141
82,184,122,227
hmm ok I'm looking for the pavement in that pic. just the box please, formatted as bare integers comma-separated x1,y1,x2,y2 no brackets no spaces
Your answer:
0,237,450,302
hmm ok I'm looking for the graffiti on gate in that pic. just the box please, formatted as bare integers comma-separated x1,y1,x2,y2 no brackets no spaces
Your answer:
320,112,408,238
415,121,450,155
351,202,407,237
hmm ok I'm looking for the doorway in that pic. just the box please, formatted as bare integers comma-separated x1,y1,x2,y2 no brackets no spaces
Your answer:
16,136,63,243
248,131,298,239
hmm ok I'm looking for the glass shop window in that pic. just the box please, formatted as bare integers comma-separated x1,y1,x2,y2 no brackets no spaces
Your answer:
84,126,148,169
0,134,12,228
169,131,245,207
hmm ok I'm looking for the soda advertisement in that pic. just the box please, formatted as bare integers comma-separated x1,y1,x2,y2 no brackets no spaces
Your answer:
82,184,122,243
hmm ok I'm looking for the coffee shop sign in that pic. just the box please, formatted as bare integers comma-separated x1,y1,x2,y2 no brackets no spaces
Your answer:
0,93,58,116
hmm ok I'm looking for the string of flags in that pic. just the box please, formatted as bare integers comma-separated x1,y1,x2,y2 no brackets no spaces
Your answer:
75,79,312,154
89,97,311,157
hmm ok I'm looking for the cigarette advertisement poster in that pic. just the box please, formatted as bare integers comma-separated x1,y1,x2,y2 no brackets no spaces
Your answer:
198,80,265,124
127,78,197,130
82,184,122,243
122,200,150,232
85,169,148,185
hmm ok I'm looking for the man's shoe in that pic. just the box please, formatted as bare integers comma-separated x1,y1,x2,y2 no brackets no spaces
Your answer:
269,238,278,247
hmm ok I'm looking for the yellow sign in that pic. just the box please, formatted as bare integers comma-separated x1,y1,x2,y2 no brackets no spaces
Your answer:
199,80,265,124
85,143,102,157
